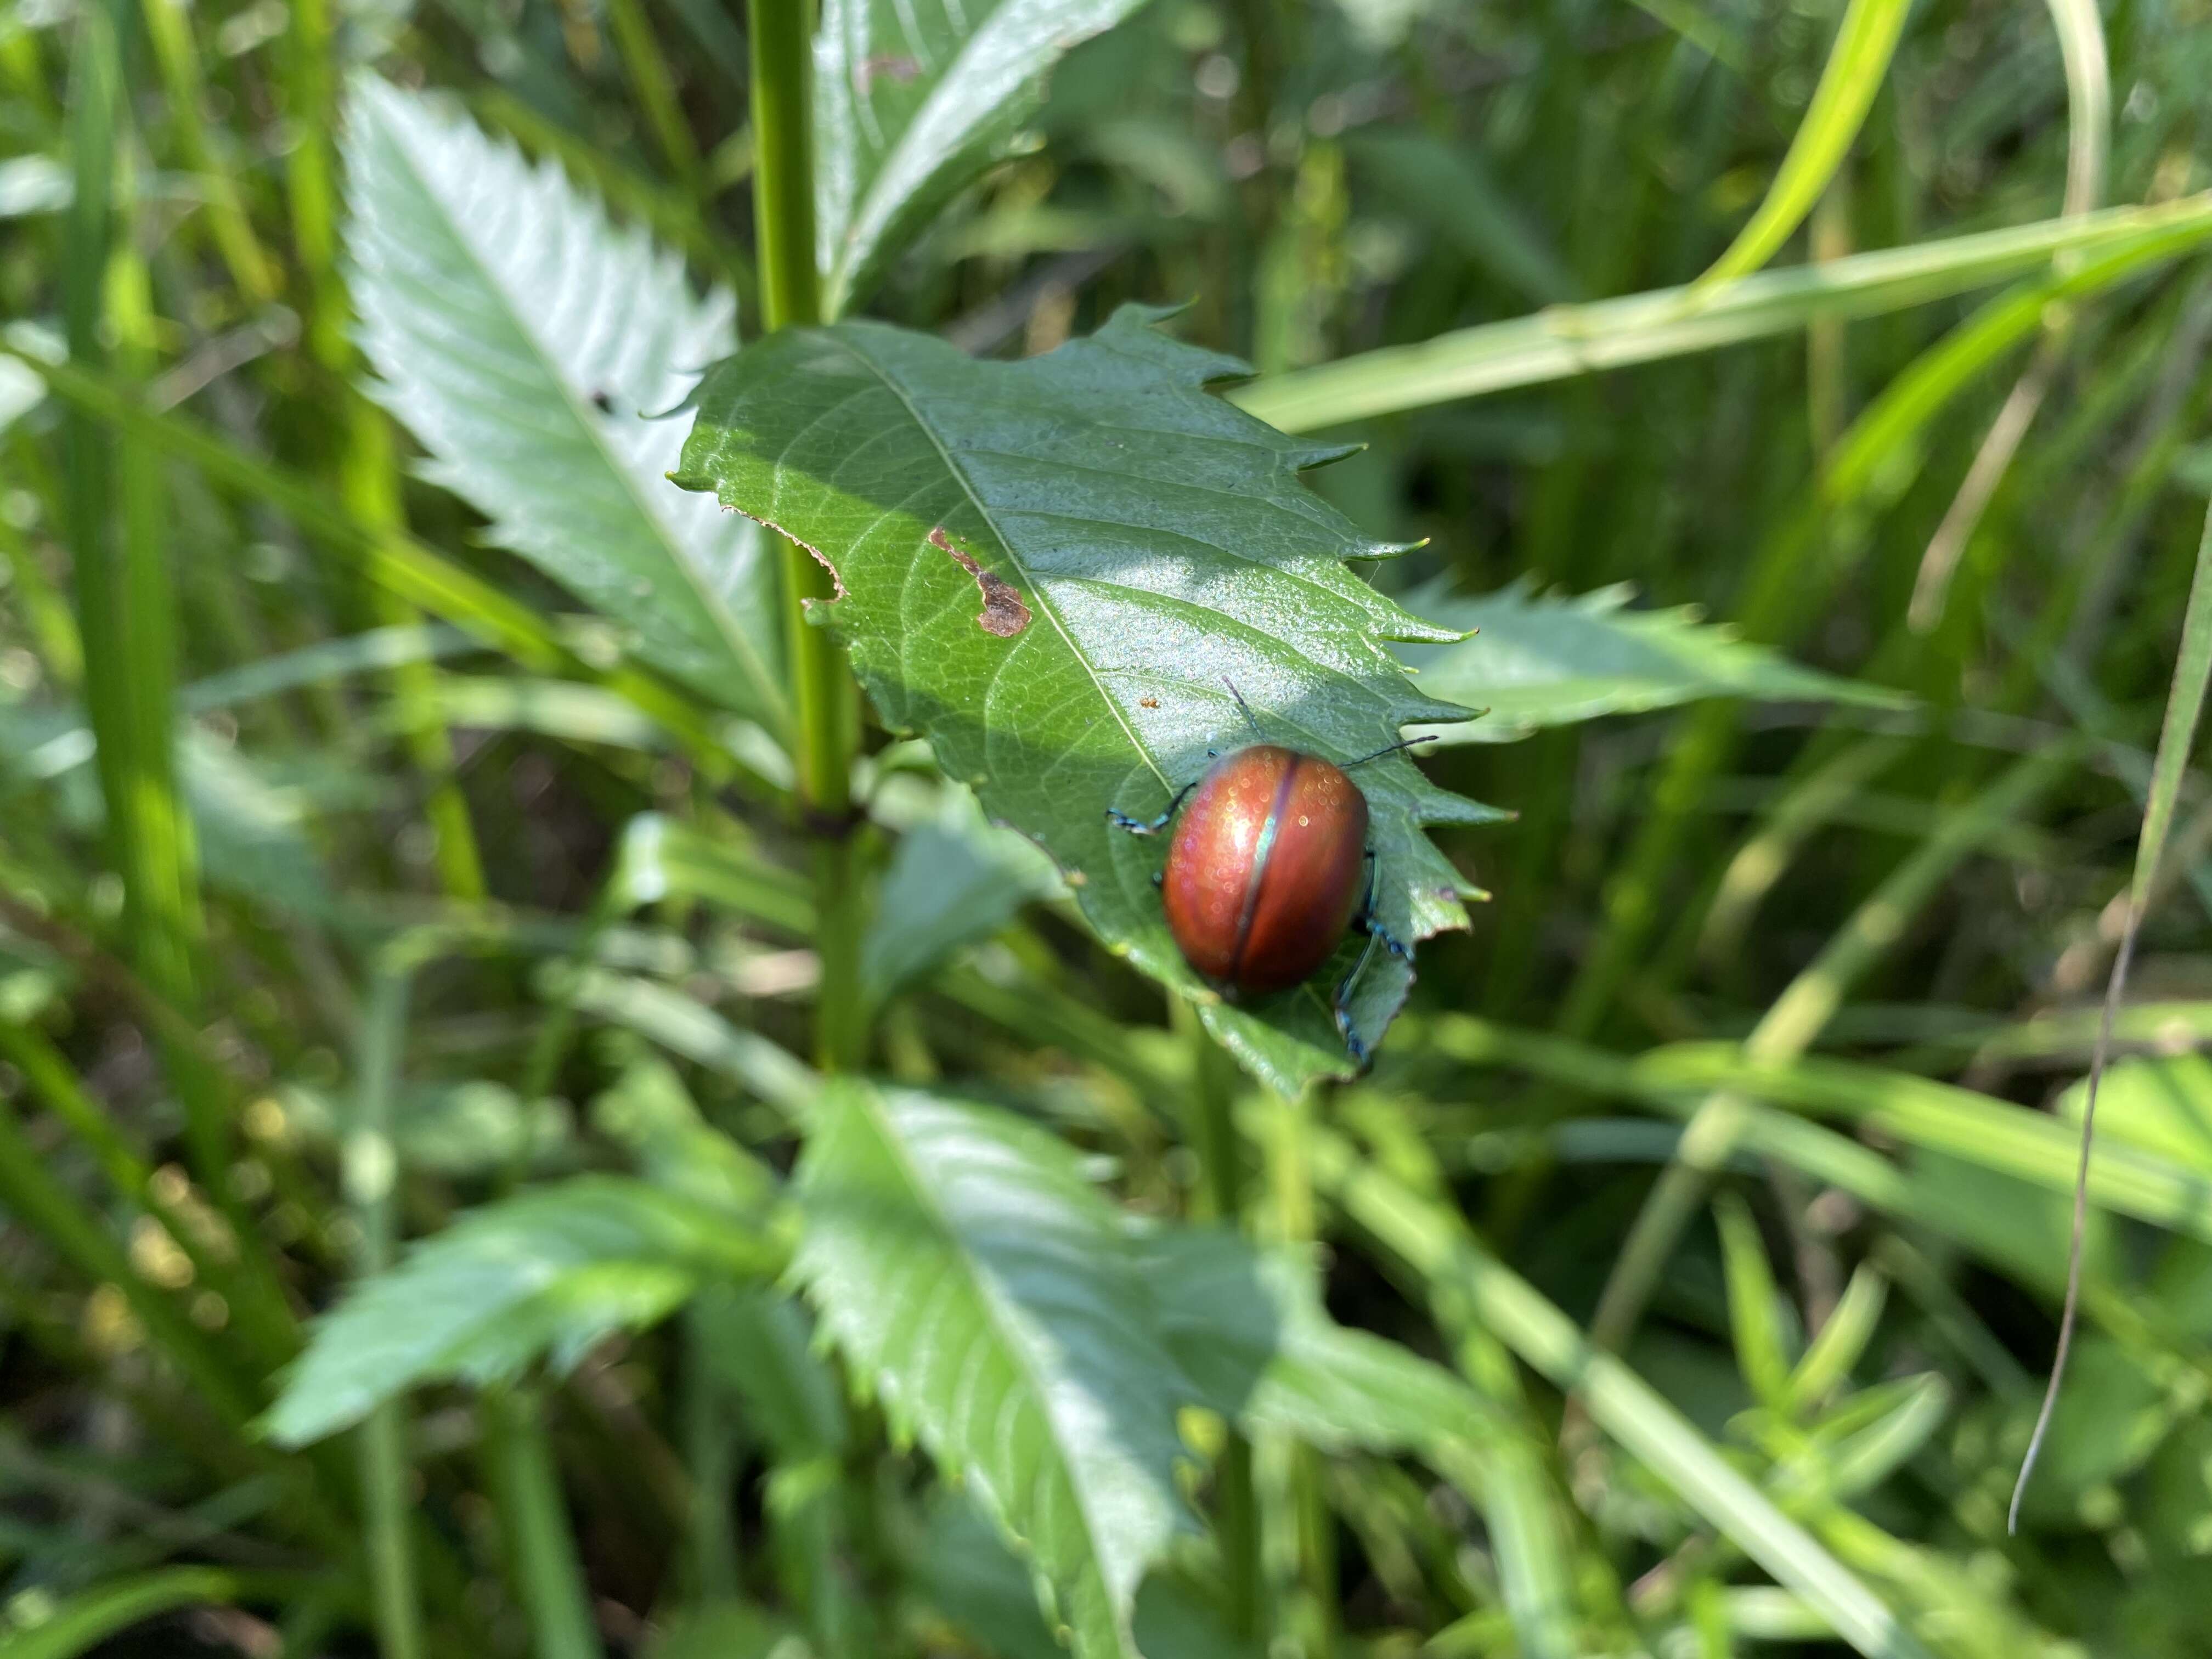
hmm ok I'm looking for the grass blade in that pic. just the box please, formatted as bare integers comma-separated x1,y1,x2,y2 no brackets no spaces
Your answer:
1905,0,2108,630
1231,196,2212,431
0,1568,250,1659
136,0,279,300
484,1388,607,1659
1587,750,2074,1352
63,0,216,1185
2010,499,2212,1529
1696,0,1912,286
348,968,426,1659
1306,1130,1934,1659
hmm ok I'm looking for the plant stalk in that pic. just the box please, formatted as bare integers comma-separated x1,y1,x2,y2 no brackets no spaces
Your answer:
66,0,229,1194
749,0,866,1071
1261,1086,1339,1655
1180,1001,1260,1640
485,1388,607,1659
287,0,488,901
351,968,426,1659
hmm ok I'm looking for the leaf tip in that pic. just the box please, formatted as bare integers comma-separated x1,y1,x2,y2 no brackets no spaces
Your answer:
1294,438,1366,472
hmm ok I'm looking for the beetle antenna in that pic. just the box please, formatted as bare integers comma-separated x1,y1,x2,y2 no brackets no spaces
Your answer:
1220,678,1263,739
1344,734,1438,769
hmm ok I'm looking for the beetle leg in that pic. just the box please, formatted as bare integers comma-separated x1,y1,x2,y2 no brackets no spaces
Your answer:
1105,780,1196,837
1336,849,1411,1063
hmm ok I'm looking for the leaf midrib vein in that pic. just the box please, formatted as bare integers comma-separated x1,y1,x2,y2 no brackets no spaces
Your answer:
861,1096,1143,1651
826,330,1167,789
376,111,789,735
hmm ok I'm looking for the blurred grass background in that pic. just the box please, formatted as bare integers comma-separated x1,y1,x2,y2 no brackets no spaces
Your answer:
5,0,2212,1652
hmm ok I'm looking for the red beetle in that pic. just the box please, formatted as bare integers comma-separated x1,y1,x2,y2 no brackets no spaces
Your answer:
1107,689,1426,1062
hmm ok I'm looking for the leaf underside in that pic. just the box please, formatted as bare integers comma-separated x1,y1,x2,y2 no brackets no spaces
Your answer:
793,1081,1189,1659
343,76,786,731
675,304,1500,1092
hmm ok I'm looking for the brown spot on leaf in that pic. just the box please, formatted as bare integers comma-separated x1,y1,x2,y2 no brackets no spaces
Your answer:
1139,696,1160,709
930,526,1031,639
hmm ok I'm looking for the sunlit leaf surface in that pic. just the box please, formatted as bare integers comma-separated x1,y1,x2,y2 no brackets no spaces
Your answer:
677,306,1498,1090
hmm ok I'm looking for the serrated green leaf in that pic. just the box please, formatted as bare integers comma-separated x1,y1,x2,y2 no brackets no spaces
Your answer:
676,306,1499,1091
1396,579,1910,744
815,0,1153,316
793,1081,1189,1659
263,1176,781,1447
342,75,786,732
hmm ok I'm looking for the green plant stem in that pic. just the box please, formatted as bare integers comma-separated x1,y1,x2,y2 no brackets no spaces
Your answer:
282,0,342,368
484,1387,607,1659
605,0,703,194
139,0,279,300
1261,1088,1340,1657
749,0,866,1071
1178,1001,1260,1640
682,1306,742,1600
351,968,426,1659
65,0,226,1195
341,400,489,902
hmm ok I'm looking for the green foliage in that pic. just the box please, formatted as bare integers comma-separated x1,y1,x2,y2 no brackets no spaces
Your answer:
1398,578,1908,743
1697,0,1913,285
861,780,1065,1006
793,1080,1189,1659
264,1176,781,1446
815,0,1155,315
675,307,1499,1090
9,0,2212,1652
1146,1226,1500,1454
0,1570,258,1659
